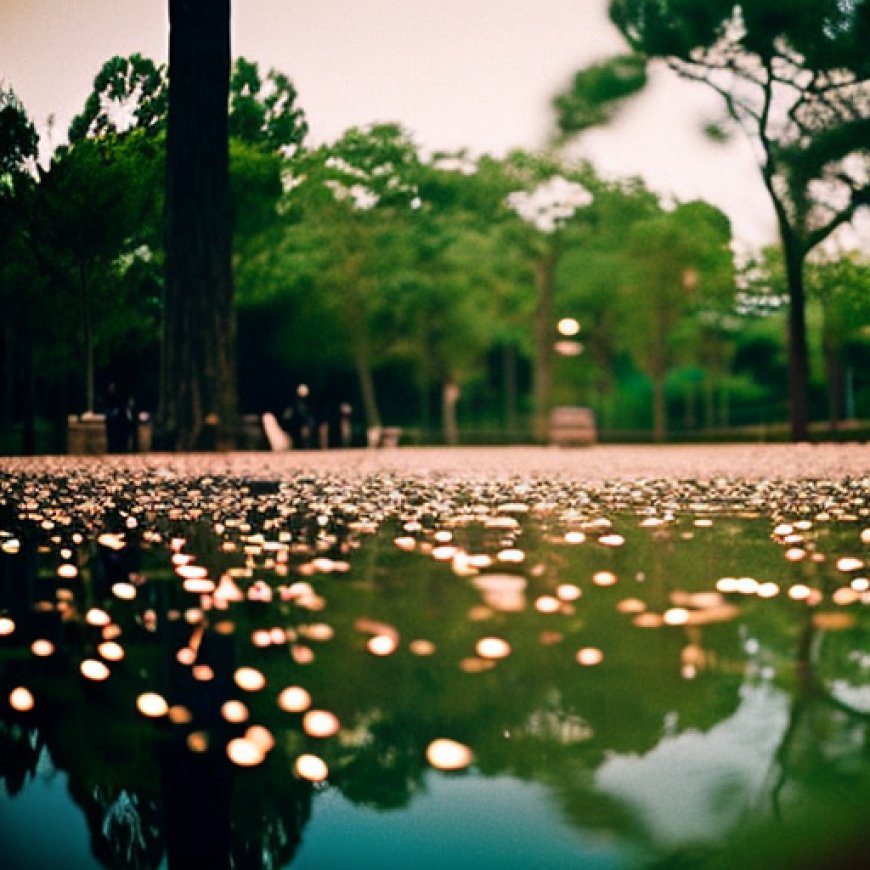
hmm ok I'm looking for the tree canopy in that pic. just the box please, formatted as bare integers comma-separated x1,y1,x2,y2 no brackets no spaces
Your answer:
609,0,870,439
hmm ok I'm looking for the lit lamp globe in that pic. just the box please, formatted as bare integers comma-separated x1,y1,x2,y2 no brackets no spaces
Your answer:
557,317,580,336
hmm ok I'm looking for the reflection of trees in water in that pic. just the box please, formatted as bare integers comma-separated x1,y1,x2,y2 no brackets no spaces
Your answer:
2,475,870,866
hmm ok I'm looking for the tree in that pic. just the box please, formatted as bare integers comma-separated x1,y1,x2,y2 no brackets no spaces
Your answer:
160,0,236,450
68,54,168,143
229,57,308,154
0,88,39,448
504,152,595,442
805,254,870,430
609,0,870,440
552,53,648,139
275,123,424,433
618,200,734,441
29,134,161,415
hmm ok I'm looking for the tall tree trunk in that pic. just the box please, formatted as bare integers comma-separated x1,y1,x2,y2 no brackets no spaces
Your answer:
532,249,556,443
20,311,35,455
442,381,460,446
2,316,13,430
652,369,666,443
782,233,810,441
348,310,381,432
82,265,95,413
160,0,237,451
502,342,518,435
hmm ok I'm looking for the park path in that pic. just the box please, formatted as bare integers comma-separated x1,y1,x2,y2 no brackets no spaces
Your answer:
1,443,869,480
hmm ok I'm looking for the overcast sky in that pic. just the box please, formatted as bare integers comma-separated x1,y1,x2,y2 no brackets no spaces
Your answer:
0,0,776,245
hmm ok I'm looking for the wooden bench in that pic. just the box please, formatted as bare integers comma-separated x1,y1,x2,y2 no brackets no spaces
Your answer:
549,406,596,446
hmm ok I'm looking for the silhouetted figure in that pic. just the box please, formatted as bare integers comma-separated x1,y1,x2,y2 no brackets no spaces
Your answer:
105,382,133,453
282,384,315,449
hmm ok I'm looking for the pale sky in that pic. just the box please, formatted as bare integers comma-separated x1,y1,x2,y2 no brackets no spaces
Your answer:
0,0,776,245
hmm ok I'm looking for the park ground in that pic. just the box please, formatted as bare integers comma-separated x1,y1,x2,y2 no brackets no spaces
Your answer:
2,442,869,481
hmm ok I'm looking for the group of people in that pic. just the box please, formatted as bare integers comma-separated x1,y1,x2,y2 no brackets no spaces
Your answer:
281,384,354,449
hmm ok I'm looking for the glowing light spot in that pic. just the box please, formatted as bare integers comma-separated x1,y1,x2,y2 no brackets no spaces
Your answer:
410,639,436,656
299,623,334,642
183,577,216,594
97,533,125,551
112,582,137,600
861,528,870,545
432,545,457,561
251,629,272,648
664,608,690,626
426,738,474,771
736,577,759,595
57,563,78,579
9,687,34,711
137,692,169,718
497,548,525,563
1,538,20,554
535,595,561,614
476,637,511,660
31,639,54,657
227,737,264,767
694,518,713,528
278,686,312,713
592,570,617,587
557,317,580,336
176,647,196,666
851,577,869,592
557,584,582,602
234,667,267,692
192,664,214,681
98,641,124,661
757,582,780,599
292,645,315,664
617,598,646,614
221,700,249,723
168,705,192,724
270,627,287,644
80,659,110,681
303,710,340,738
832,587,859,606
368,634,398,656
716,577,739,593
394,536,416,551
576,647,604,666
598,534,625,548
187,731,209,753
246,725,275,753
836,556,865,573
85,608,111,627
295,753,328,782
773,523,794,537
0,617,15,636
564,531,586,544
789,584,813,601
785,548,807,562
633,613,665,628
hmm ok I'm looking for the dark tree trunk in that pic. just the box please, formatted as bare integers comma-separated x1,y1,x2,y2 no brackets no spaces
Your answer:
160,0,237,450
502,342,518,434
782,232,810,442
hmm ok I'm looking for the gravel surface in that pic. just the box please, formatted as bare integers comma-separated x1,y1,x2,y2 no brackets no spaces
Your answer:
2,443,869,480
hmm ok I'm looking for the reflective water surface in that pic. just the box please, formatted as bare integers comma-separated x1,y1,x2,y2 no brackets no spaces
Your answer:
1,466,869,868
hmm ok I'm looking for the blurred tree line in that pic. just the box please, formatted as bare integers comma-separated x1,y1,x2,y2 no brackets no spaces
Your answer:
1,40,868,453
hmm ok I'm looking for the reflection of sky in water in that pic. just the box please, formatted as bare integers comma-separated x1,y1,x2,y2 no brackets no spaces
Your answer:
290,772,631,870
0,751,93,869
595,684,790,845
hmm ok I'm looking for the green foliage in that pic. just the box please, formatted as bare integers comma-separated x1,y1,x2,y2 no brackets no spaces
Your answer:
68,54,168,142
229,57,308,153
0,88,38,180
553,53,648,136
